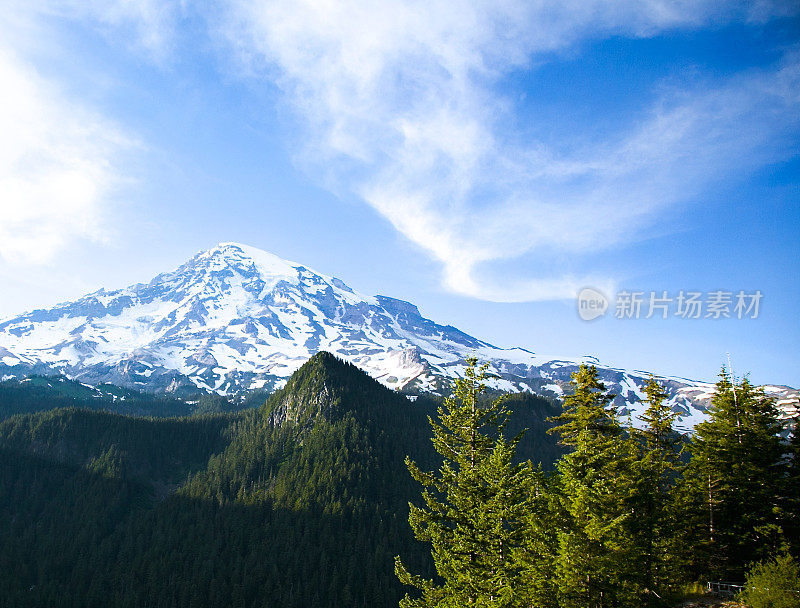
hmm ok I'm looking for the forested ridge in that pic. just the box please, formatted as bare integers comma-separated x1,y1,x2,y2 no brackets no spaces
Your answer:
395,360,799,608
0,374,266,419
0,352,796,607
0,352,561,607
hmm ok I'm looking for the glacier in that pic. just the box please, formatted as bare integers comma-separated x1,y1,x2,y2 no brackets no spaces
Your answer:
0,242,796,429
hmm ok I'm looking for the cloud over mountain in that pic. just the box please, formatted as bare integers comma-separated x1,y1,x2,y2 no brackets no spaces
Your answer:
217,0,800,301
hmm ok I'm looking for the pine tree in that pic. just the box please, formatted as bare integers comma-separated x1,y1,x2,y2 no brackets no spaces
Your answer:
395,358,533,607
547,364,637,608
784,400,800,557
519,466,561,608
676,368,787,580
629,376,683,605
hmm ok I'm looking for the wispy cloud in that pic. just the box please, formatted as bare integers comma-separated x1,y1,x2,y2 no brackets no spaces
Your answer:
0,47,132,264
3,0,797,297
217,0,800,301
12,0,182,60
0,0,160,266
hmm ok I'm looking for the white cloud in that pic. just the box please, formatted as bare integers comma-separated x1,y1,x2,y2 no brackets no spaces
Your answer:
217,0,800,301
0,48,131,264
5,0,795,298
10,0,182,60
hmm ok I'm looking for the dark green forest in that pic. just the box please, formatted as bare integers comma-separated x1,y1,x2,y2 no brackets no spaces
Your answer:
395,360,799,608
0,374,266,419
0,353,796,607
0,353,561,607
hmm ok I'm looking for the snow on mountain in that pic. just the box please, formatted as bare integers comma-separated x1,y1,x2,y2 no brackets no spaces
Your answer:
0,243,796,429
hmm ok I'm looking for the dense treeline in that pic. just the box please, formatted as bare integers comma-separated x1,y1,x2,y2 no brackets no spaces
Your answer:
0,408,237,487
0,352,794,607
0,352,562,607
0,375,193,418
397,360,799,607
0,374,266,419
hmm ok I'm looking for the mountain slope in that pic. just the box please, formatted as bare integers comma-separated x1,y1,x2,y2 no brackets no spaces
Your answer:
0,242,796,428
0,374,201,418
0,242,483,394
0,352,562,607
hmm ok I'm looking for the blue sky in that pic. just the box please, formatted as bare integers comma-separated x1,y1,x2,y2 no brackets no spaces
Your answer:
1,1,798,386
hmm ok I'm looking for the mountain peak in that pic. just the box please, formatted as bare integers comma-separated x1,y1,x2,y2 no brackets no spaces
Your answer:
1,242,791,426
283,351,372,394
184,242,362,297
264,350,406,428
208,242,298,267
187,242,300,279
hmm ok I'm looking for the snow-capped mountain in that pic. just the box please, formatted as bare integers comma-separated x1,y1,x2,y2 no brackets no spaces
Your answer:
0,243,796,429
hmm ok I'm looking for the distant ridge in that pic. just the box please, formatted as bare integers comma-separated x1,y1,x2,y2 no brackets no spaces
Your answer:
0,243,796,428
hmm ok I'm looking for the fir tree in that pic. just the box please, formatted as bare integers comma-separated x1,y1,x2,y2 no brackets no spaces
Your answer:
395,358,533,607
629,376,682,605
519,466,561,608
784,401,800,557
676,368,787,580
547,364,636,608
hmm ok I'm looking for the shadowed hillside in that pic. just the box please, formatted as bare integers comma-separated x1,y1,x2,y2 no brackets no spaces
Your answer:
0,352,562,607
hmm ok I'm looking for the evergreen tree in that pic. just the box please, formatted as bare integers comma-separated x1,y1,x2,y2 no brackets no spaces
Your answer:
547,364,637,608
519,466,561,608
396,358,533,607
629,376,682,605
676,369,787,580
784,401,800,557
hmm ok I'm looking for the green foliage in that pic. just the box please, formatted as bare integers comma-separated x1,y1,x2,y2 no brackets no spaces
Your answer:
396,358,534,607
676,369,789,580
0,352,793,608
739,553,800,608
0,407,235,487
195,392,239,414
627,376,684,604
785,406,800,557
519,466,561,608
546,363,640,608
396,363,793,608
499,391,565,469
0,353,474,607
